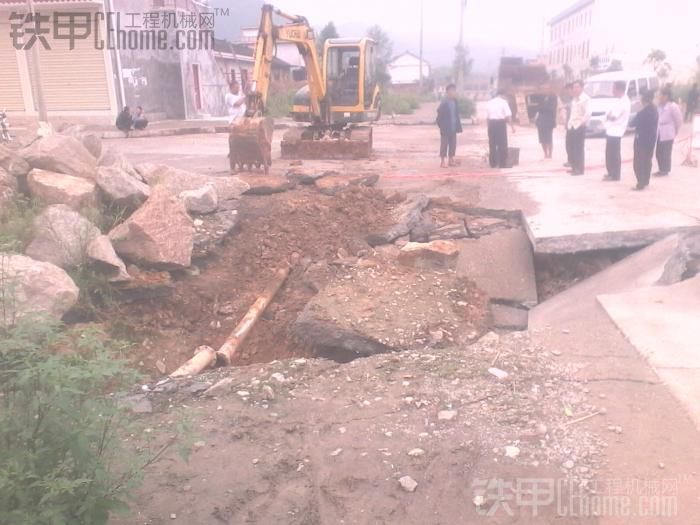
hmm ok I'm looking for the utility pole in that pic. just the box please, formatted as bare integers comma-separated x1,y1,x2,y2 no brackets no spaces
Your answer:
456,0,466,93
419,0,424,90
27,0,49,123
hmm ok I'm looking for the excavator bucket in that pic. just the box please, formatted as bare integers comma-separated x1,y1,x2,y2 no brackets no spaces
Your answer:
281,126,373,160
229,116,274,173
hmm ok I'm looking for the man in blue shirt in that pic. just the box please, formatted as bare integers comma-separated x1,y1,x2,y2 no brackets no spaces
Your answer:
436,84,462,168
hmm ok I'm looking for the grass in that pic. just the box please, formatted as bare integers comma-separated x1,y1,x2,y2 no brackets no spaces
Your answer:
0,196,40,253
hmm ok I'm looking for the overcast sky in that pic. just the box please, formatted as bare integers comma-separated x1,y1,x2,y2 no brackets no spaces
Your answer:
269,0,563,51
223,0,698,74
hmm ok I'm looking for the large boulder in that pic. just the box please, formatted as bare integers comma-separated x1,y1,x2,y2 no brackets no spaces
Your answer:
366,194,429,246
108,186,194,269
135,163,249,203
86,235,131,282
0,167,18,207
0,253,79,325
27,168,97,210
25,205,100,268
59,125,102,159
95,166,150,211
0,143,31,177
22,134,97,179
98,148,144,182
178,184,218,215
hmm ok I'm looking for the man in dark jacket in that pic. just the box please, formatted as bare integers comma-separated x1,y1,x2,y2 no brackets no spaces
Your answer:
629,89,659,190
115,106,132,135
436,84,462,167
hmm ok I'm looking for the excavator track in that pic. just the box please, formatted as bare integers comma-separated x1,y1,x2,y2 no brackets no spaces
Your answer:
229,116,274,173
281,125,373,160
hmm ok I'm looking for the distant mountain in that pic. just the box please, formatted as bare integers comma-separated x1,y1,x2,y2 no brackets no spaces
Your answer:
211,0,262,41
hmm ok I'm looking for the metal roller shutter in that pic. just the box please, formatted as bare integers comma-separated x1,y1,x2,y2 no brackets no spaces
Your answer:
0,23,25,111
32,9,111,111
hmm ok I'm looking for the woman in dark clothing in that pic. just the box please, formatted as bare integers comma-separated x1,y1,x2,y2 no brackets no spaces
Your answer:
535,89,558,159
629,89,659,191
115,106,132,135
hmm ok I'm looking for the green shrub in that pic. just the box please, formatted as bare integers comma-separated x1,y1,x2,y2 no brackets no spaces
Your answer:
382,92,416,115
0,320,168,525
457,97,476,118
0,196,40,253
265,89,296,118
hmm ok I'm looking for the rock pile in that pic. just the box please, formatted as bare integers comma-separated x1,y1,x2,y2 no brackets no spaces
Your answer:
0,131,249,325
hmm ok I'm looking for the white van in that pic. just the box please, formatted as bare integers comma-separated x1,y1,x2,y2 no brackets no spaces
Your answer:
584,71,660,136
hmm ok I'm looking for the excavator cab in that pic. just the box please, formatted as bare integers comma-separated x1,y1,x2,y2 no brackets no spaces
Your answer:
229,5,381,172
291,38,381,125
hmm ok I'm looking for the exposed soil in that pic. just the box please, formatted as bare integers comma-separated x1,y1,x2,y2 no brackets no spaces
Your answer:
113,332,602,525
107,185,483,376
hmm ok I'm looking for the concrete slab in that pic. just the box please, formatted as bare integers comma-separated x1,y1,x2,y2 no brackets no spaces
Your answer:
598,275,700,369
456,229,538,307
654,368,700,430
508,127,700,254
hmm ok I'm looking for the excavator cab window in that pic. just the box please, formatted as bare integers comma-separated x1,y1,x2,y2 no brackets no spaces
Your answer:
327,46,361,106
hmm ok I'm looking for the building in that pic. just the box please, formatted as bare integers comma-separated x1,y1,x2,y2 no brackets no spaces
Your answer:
240,26,305,70
214,38,291,91
0,0,242,122
111,0,227,120
387,51,431,86
547,0,698,81
0,0,121,120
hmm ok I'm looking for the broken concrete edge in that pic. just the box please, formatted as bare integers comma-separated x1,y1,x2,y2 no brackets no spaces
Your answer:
524,224,700,255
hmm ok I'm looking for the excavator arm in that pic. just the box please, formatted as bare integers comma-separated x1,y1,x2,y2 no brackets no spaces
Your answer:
229,3,375,172
247,4,328,123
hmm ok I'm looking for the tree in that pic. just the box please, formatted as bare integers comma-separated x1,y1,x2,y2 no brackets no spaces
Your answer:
645,49,672,81
607,59,623,73
317,21,339,56
367,25,393,85
453,44,473,88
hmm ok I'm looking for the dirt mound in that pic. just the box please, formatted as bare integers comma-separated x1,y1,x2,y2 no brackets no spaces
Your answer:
113,186,405,374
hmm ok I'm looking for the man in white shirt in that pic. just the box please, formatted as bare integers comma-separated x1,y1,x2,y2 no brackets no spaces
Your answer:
486,90,516,168
225,80,246,123
603,81,631,181
567,80,592,175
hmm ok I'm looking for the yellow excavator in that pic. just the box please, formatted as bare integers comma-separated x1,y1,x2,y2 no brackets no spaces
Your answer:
229,4,381,172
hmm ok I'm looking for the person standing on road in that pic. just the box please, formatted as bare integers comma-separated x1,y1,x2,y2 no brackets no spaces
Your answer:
560,83,574,167
602,81,631,182
535,86,558,159
567,80,592,176
655,87,683,177
436,83,462,168
486,90,516,169
225,80,247,123
685,83,699,122
630,89,659,191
